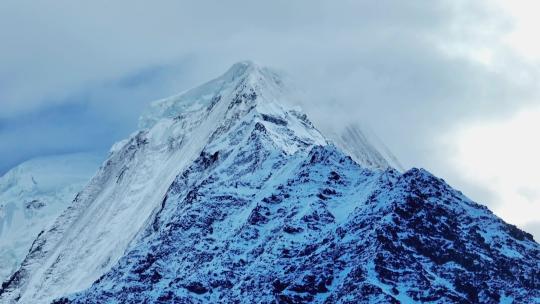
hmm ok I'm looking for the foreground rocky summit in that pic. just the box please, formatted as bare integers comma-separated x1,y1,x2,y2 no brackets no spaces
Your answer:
2,62,539,303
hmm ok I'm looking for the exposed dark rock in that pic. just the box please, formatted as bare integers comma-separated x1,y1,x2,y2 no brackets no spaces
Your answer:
261,114,288,126
184,282,208,294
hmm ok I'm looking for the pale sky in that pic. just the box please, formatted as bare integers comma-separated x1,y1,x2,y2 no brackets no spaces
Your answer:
449,105,540,232
446,0,540,237
0,0,538,238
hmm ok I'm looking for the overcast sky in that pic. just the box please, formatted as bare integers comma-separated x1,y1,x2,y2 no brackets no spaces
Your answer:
1,0,539,237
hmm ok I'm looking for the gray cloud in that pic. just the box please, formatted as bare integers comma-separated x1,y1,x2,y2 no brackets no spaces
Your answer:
0,60,205,174
1,0,539,215
522,221,540,243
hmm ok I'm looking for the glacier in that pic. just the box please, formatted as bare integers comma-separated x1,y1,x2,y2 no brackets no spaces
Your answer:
1,61,538,304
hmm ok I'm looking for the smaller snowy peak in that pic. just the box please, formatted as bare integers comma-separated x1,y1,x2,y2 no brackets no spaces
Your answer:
0,153,102,196
320,123,404,171
139,61,288,130
0,153,102,283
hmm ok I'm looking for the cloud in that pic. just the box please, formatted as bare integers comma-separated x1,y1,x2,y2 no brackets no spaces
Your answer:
518,187,540,202
0,0,529,117
522,221,540,243
0,60,208,174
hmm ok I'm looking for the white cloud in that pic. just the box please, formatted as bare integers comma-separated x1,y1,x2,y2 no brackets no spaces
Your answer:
495,0,540,62
449,106,540,227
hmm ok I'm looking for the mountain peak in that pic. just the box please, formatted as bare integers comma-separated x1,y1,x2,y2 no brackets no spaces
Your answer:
139,61,286,129
221,60,276,83
223,60,258,77
138,62,399,171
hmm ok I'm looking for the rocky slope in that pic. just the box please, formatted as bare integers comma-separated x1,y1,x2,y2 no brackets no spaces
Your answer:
1,62,538,304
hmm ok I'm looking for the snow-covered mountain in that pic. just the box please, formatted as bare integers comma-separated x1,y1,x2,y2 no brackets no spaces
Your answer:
1,62,538,303
0,153,102,283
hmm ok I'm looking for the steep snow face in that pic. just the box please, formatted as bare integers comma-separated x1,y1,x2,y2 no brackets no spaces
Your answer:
0,61,327,304
0,153,102,283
